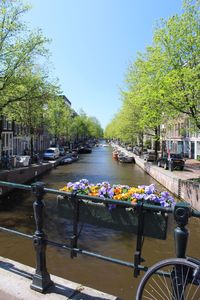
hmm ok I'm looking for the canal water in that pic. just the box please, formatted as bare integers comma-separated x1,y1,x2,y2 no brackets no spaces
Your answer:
0,146,200,300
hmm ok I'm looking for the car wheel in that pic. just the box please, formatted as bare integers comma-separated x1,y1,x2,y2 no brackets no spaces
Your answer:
180,166,184,171
164,162,168,170
157,161,161,167
169,163,174,172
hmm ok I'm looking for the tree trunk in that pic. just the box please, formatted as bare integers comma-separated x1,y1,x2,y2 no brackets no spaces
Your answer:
30,127,34,158
154,126,160,161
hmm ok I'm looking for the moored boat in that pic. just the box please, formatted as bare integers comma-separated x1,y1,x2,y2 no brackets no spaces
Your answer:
118,154,135,163
78,146,92,154
112,150,118,160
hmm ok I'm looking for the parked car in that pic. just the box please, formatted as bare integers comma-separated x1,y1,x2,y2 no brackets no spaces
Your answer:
126,145,133,151
43,147,60,160
143,150,156,162
157,153,185,171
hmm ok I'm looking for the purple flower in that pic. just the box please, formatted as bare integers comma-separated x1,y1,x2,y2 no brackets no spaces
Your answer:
145,184,156,194
150,194,160,203
99,186,107,195
107,188,114,198
72,182,80,190
80,179,89,184
160,191,170,198
138,185,145,189
132,193,146,200
67,182,73,188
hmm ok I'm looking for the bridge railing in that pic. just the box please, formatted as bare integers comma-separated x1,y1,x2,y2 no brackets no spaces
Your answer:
1,180,198,294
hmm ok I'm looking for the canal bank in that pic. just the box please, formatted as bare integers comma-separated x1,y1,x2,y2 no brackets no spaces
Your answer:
0,157,63,196
133,155,200,211
114,145,200,211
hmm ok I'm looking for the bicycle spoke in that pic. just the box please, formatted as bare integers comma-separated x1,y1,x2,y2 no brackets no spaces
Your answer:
187,267,200,300
149,281,168,300
169,268,177,300
136,259,200,300
142,289,159,300
181,266,191,300
163,271,174,299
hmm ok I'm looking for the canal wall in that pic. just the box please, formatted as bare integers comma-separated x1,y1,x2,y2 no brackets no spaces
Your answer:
0,256,118,300
133,155,200,211
113,145,200,211
179,180,200,210
0,161,58,196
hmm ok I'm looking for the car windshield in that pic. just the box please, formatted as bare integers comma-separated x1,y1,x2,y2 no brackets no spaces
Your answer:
45,150,54,153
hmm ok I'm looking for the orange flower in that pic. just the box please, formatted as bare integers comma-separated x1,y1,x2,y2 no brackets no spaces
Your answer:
114,187,121,195
113,195,121,200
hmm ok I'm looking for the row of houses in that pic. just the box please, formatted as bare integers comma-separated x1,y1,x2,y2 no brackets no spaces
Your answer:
161,118,200,160
0,95,73,158
0,116,51,158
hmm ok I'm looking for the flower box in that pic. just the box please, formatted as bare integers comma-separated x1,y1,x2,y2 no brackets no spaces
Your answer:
58,179,174,240
57,196,168,240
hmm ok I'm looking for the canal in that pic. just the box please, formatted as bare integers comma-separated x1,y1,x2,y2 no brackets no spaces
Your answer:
0,145,200,300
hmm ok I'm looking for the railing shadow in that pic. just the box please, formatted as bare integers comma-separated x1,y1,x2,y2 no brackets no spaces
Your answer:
0,260,114,299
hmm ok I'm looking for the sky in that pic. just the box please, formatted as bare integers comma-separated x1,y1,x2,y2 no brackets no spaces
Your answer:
24,0,183,129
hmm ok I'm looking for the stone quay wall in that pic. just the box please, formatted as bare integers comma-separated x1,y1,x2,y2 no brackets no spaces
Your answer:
179,180,200,211
134,155,200,211
0,163,53,195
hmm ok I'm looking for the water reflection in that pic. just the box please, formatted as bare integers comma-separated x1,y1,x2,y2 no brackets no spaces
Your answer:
0,146,199,300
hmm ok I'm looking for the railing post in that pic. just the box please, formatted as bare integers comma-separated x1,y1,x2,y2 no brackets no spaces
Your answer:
134,202,145,277
70,191,79,258
174,202,190,258
30,181,53,293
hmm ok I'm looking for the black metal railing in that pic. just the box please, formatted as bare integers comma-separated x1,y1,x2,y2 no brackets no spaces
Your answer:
0,180,200,294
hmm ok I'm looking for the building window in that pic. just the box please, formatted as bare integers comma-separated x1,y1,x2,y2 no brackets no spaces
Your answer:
3,116,7,130
8,121,12,130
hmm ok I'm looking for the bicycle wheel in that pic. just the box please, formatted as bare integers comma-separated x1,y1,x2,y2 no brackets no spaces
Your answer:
136,258,200,300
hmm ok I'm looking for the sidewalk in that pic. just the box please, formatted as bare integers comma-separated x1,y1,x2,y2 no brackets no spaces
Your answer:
185,158,200,170
169,159,200,181
0,257,118,300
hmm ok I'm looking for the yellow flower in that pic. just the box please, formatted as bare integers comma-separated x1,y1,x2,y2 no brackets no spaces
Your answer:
131,198,137,204
60,186,69,192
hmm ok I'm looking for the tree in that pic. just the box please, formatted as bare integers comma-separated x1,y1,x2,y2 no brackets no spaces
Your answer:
0,0,49,113
44,95,71,145
154,0,200,129
86,117,103,138
107,0,200,152
4,69,59,156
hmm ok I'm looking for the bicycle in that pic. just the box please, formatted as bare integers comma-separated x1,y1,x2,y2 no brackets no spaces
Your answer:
136,202,200,300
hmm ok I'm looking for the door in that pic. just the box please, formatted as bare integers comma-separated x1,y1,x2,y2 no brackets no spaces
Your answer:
191,142,195,159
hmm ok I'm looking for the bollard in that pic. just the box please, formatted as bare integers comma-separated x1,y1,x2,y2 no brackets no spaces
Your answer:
30,182,53,293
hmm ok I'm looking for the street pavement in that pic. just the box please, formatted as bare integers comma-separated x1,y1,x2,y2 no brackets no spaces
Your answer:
172,159,200,180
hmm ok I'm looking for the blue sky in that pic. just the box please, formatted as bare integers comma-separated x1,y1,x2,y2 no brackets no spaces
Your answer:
25,0,183,129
